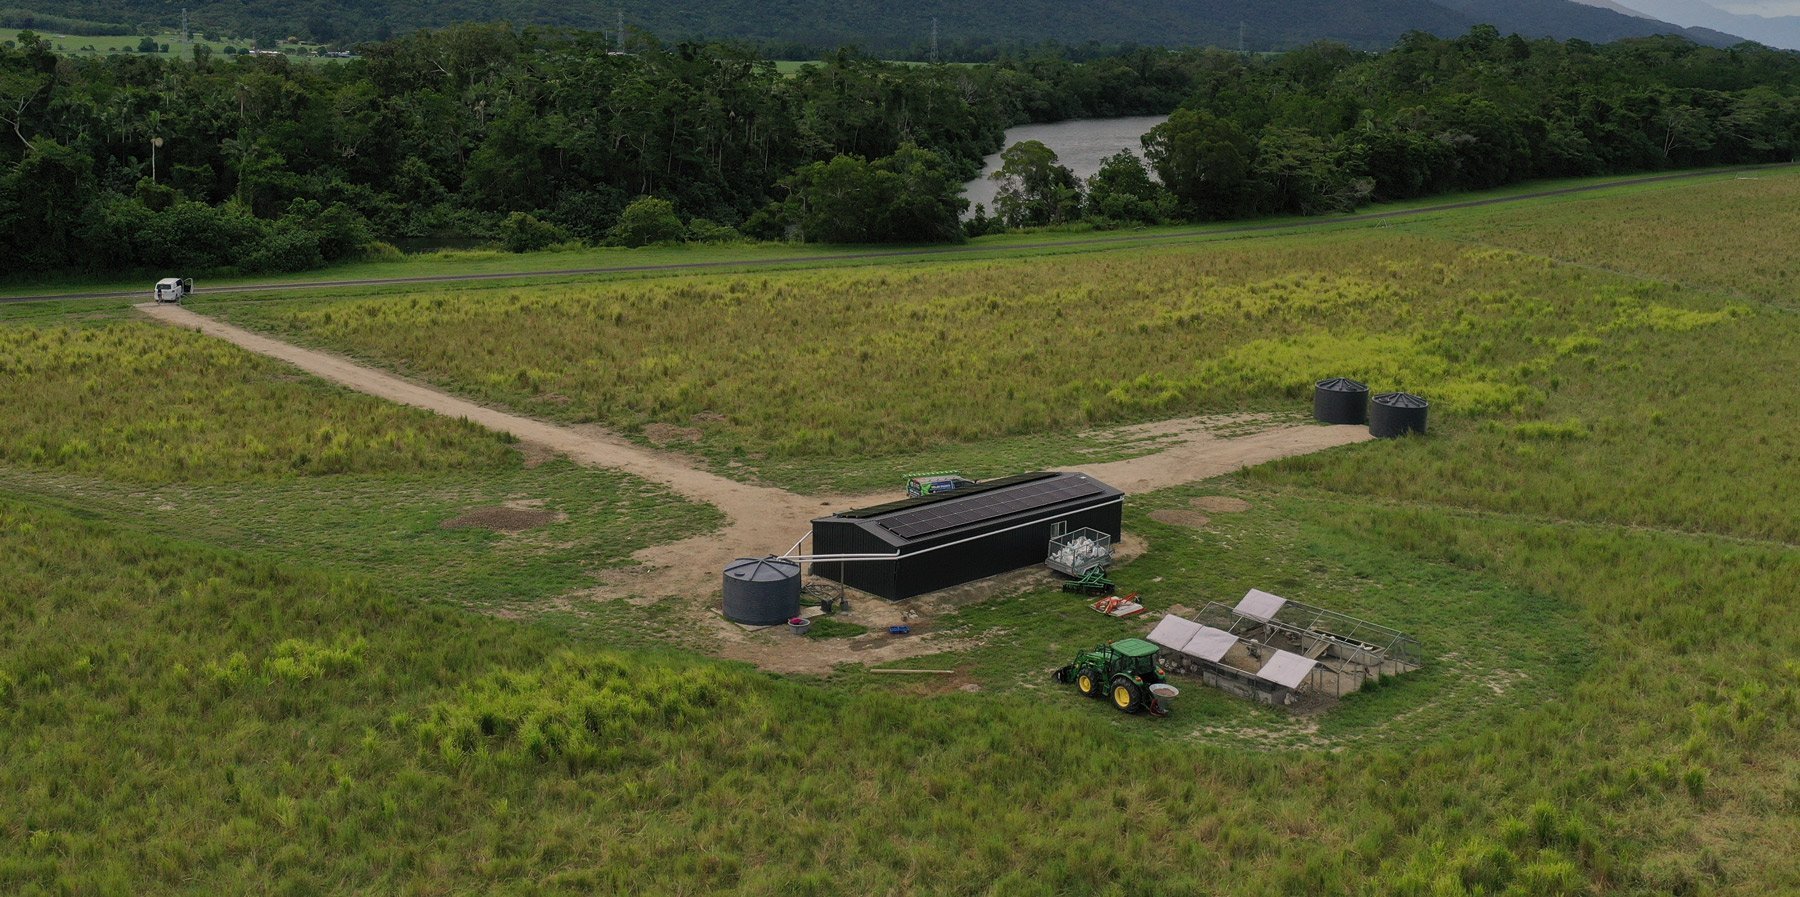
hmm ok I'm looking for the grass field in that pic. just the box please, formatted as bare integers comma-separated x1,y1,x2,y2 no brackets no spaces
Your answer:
213,208,1758,503
0,166,1765,301
3,167,1799,894
38,32,326,59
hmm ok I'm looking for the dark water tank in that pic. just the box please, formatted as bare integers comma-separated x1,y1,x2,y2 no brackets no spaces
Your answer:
722,557,801,625
1313,377,1370,424
1370,392,1429,438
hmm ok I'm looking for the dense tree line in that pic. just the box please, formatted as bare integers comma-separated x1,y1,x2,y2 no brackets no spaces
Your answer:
2,26,1799,276
0,29,1234,272
18,0,1732,55
980,29,1800,230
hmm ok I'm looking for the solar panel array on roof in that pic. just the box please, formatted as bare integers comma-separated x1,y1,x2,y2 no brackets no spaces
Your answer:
876,476,1104,540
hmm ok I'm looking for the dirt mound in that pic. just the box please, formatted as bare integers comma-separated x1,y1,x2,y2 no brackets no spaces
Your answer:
1149,509,1211,529
644,423,703,445
1191,496,1252,513
442,506,562,532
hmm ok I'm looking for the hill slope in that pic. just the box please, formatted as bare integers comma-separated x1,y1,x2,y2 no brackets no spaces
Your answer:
16,0,1744,51
1608,0,1800,49
1444,0,1742,45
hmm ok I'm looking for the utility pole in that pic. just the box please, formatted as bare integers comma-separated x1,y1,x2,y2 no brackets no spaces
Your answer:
931,17,939,64
1238,21,1246,54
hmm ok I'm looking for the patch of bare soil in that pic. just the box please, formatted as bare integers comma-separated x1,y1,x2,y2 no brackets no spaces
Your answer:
644,423,703,445
1149,509,1211,529
442,506,564,532
1191,496,1253,513
513,440,558,468
1069,423,1369,494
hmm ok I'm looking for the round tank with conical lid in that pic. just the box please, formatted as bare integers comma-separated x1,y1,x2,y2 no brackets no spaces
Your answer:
1370,392,1429,438
1313,377,1370,424
722,557,802,625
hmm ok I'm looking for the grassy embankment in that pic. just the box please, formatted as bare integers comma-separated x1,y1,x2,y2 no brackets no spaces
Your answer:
2,167,1798,893
0,165,1768,303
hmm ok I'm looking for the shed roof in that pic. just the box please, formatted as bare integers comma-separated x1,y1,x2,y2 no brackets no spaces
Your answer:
815,471,1122,549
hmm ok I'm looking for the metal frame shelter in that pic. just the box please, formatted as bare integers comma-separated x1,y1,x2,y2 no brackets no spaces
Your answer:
1146,613,1341,702
1204,588,1423,674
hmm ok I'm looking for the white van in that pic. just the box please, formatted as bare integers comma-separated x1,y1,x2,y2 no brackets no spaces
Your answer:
153,277,193,303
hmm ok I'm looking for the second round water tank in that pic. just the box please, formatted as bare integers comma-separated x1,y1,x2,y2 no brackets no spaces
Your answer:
722,557,802,625
1370,392,1429,438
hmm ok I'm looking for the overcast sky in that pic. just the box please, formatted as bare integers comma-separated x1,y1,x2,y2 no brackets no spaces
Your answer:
1714,1,1800,16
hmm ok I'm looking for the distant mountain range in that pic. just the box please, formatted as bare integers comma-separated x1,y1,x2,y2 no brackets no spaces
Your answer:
1582,0,1800,49
11,0,1754,52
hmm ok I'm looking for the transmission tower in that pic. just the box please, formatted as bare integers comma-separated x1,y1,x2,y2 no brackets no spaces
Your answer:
617,10,626,53
182,8,190,43
931,17,939,63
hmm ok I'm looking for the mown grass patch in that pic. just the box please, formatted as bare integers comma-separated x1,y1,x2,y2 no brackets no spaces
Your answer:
0,460,719,610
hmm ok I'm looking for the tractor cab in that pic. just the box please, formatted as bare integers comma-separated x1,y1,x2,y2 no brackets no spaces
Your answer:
1052,637,1171,715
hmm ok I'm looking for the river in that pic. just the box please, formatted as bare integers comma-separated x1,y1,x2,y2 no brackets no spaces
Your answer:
961,114,1168,217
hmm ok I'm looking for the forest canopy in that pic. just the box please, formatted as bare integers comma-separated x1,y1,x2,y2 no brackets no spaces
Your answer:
2,26,1798,275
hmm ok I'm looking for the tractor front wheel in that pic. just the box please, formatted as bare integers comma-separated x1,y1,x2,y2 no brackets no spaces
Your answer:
1110,675,1144,714
1075,667,1103,698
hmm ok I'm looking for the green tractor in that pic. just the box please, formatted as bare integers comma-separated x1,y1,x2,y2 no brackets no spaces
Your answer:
1051,638,1173,716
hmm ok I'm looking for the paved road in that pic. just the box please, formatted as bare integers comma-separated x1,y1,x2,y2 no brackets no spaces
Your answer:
10,164,1782,305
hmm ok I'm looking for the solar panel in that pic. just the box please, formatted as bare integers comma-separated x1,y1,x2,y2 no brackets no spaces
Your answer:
1146,615,1203,651
1181,626,1239,663
1256,650,1316,689
1234,588,1288,623
876,475,1105,539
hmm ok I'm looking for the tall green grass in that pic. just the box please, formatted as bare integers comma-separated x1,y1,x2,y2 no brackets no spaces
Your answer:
217,233,1721,467
0,322,517,481
4,477,1795,894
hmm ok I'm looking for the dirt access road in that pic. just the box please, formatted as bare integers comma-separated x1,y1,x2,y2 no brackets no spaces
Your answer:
139,302,1370,670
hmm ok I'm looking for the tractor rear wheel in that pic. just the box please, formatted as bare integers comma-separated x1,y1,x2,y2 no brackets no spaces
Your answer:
1075,667,1103,698
1110,675,1144,714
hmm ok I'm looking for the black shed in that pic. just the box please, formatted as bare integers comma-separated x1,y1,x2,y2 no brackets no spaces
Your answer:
809,472,1124,601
